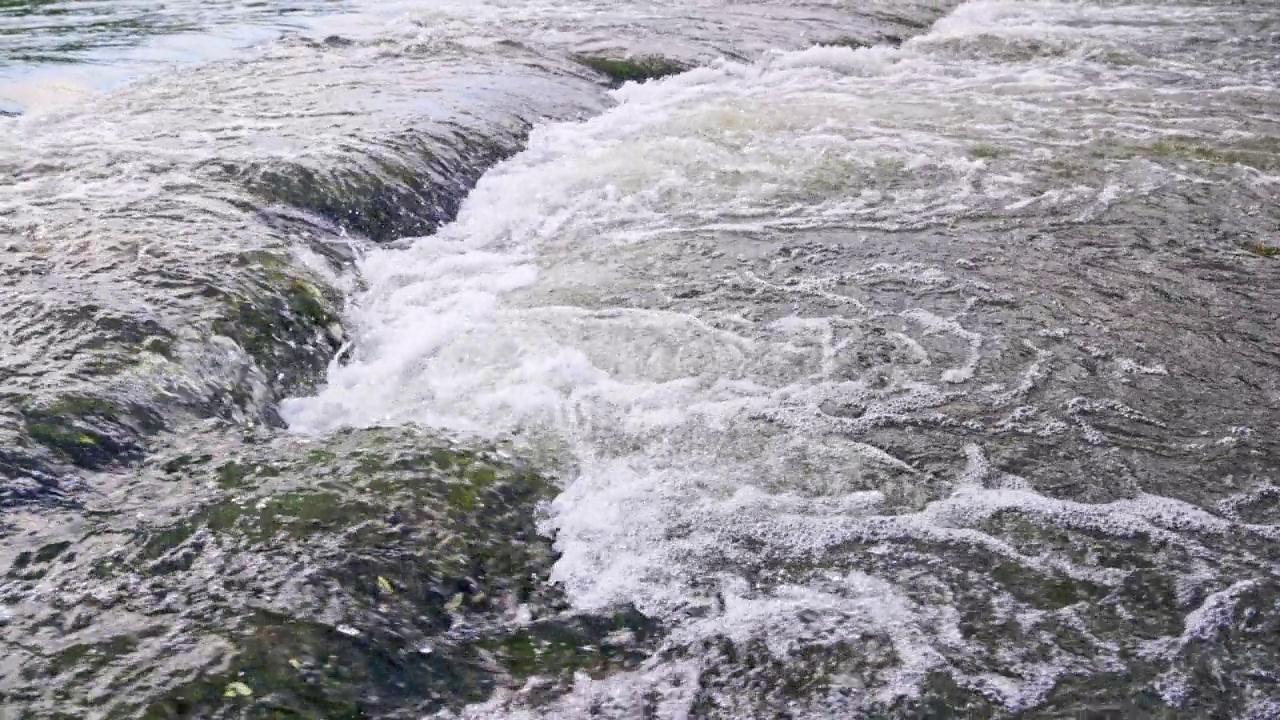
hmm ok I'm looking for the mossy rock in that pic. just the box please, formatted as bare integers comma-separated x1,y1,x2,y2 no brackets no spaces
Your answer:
1089,135,1280,171
1244,242,1279,258
818,36,871,50
224,128,526,243
573,54,689,87
19,394,163,470
968,143,1006,160
210,256,345,398
5,428,663,719
131,611,494,720
1146,137,1280,170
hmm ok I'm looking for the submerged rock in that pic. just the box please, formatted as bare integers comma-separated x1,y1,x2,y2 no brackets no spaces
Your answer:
573,54,690,87
0,427,661,719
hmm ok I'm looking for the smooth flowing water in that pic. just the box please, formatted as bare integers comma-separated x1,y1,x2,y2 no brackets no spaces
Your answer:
2,1,1279,718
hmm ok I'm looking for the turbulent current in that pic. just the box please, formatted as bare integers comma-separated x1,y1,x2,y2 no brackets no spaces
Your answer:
2,0,1279,718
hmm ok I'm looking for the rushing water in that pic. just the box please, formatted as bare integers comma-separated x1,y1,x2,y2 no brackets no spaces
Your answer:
2,0,1280,718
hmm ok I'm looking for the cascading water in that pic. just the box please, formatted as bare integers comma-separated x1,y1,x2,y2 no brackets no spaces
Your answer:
285,1,1280,716
2,0,1278,717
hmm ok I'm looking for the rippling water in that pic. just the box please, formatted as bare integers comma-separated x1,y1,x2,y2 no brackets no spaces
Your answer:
0,0,347,113
2,1,1279,718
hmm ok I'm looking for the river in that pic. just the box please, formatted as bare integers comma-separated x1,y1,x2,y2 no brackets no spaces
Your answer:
2,0,1278,718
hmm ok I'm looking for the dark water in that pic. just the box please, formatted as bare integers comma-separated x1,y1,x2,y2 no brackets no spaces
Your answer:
2,1,1279,718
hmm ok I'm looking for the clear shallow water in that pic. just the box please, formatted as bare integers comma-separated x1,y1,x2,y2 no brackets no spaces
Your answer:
2,1,1280,718
0,0,348,112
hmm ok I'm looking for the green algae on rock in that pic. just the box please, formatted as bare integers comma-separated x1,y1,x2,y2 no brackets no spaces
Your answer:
1086,135,1280,172
209,253,346,402
0,428,662,720
572,54,689,87
968,143,1006,160
17,395,164,473
1245,242,1279,258
0,250,346,507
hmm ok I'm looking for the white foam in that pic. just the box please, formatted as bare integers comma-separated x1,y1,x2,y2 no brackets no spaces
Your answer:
282,0,1277,711
437,660,703,720
1179,579,1258,646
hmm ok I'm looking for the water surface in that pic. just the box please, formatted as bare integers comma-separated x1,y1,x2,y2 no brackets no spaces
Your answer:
1,0,1278,718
